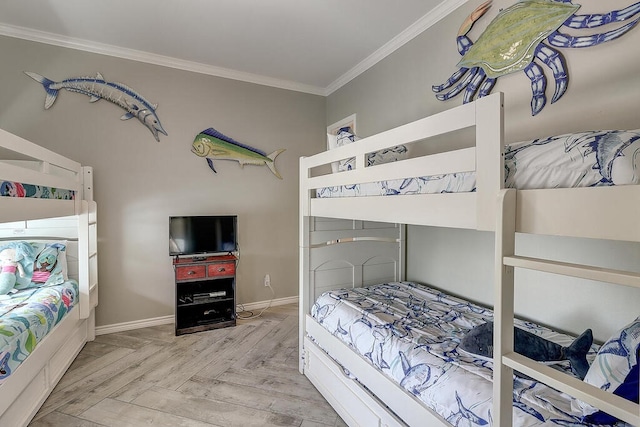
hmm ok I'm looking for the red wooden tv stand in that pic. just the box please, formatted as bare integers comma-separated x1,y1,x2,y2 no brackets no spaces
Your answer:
173,254,237,335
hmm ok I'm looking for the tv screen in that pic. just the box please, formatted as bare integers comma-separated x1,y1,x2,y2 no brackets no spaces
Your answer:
169,215,237,256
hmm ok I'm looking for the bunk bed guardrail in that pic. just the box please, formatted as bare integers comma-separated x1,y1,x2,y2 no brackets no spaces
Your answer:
299,92,504,231
0,127,87,223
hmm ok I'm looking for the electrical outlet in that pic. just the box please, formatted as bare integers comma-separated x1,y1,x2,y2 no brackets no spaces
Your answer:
264,274,271,287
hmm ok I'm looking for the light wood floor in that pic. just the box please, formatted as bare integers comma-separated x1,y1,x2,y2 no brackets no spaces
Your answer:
30,304,347,427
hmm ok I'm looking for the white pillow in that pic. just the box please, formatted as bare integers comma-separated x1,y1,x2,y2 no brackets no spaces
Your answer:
328,127,360,172
327,127,408,173
573,316,640,424
326,133,341,173
368,145,409,167
504,129,640,190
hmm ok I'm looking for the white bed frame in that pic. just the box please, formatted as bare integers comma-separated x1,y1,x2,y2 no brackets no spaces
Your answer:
0,128,98,427
299,92,640,426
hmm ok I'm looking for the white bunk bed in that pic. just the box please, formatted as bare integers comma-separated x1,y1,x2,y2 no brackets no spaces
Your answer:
0,128,98,427
299,93,640,426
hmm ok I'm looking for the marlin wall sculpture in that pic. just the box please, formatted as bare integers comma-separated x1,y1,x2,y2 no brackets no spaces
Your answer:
25,72,167,142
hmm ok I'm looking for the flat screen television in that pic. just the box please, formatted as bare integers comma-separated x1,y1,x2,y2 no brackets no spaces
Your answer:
169,215,237,257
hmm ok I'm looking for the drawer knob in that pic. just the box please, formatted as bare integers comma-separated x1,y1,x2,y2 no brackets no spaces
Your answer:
218,267,226,272
187,270,195,275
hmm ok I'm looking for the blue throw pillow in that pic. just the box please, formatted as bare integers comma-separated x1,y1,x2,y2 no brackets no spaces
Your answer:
575,316,640,424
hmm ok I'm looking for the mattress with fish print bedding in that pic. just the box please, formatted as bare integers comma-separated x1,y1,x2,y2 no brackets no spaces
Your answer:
0,281,78,385
317,129,640,198
310,282,610,427
0,180,75,200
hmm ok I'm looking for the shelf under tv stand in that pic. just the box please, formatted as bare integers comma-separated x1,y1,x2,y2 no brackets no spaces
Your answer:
173,254,237,335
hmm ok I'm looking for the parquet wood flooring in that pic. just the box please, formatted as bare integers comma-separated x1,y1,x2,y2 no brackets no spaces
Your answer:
29,304,346,427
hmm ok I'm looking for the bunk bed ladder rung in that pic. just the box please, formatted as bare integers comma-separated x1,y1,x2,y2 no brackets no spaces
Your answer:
496,189,640,427
503,255,640,288
503,352,640,426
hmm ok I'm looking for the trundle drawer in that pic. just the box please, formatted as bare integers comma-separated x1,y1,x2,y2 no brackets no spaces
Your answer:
304,338,405,427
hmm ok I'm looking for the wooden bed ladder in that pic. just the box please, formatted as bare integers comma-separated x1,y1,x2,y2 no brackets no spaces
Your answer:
494,189,640,427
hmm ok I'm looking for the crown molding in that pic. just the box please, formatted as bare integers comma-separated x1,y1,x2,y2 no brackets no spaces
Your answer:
0,23,326,96
0,0,466,98
324,0,469,96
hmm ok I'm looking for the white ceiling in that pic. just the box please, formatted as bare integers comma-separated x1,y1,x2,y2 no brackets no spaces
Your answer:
0,0,463,95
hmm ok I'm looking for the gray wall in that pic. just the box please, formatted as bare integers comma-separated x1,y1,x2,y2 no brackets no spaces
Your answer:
0,36,326,327
327,0,640,341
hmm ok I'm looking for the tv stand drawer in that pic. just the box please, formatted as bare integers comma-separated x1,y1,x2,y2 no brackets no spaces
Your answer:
208,262,235,277
176,265,206,280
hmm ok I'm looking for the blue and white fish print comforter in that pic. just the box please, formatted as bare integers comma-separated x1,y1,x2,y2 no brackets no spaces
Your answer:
317,129,640,198
311,282,611,426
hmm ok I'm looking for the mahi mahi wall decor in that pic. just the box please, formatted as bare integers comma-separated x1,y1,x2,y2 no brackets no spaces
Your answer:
25,72,167,141
432,0,640,115
191,128,285,179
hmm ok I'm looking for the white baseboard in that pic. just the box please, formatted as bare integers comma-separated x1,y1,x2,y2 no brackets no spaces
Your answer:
237,295,298,313
95,296,298,336
95,315,174,336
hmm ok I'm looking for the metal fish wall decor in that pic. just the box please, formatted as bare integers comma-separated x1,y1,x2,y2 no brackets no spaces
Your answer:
25,71,167,141
432,0,640,115
191,128,285,179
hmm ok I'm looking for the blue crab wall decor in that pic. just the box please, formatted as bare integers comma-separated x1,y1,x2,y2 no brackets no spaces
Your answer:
432,0,640,115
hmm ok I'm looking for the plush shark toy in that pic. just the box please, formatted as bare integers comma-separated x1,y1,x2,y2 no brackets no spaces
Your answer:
459,321,593,379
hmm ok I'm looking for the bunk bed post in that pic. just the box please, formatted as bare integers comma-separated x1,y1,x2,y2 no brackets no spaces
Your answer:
398,224,406,281
77,166,97,321
299,217,311,374
76,166,98,339
494,188,516,427
82,167,94,201
475,92,504,231
78,201,90,319
299,156,311,374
